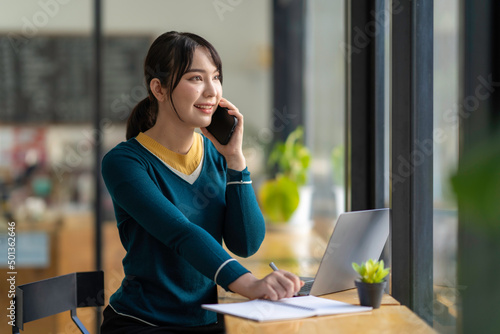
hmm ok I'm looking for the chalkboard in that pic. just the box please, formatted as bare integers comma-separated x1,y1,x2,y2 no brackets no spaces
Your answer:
0,35,151,123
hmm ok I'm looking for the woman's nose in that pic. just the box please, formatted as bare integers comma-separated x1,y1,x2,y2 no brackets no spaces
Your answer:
204,80,217,97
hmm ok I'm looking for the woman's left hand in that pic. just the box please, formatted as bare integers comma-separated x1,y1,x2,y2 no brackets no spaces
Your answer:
201,98,246,171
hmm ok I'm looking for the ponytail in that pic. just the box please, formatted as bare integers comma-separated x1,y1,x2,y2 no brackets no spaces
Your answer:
126,97,157,140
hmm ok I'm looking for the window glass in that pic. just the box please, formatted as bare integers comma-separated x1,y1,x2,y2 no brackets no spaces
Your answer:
308,0,345,237
433,0,459,332
0,1,94,333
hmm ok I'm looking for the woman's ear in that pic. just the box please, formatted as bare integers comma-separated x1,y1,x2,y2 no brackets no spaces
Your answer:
150,78,167,102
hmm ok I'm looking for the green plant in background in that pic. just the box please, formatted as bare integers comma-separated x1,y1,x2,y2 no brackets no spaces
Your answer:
450,131,500,333
352,259,390,284
258,127,311,224
268,126,311,187
331,144,344,186
258,175,300,223
451,133,500,235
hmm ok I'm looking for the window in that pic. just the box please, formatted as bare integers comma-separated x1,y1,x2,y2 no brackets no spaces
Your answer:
433,0,459,332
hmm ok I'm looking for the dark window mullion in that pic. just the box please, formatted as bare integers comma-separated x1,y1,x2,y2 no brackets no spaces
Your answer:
391,0,433,324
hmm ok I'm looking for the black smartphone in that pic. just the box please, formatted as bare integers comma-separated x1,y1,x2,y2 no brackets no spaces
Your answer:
206,105,238,145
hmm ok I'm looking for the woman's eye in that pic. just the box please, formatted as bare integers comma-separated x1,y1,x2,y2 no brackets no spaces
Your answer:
214,75,221,81
190,75,202,81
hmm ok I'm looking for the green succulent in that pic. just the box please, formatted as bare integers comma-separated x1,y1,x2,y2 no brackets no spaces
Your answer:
352,259,390,284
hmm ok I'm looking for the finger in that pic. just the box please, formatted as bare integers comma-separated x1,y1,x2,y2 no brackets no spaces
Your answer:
283,271,303,293
218,97,235,110
219,98,243,126
262,272,287,300
272,281,288,300
269,271,295,299
278,277,297,299
264,286,279,301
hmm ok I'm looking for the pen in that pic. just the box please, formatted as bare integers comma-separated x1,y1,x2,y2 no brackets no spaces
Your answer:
269,262,279,271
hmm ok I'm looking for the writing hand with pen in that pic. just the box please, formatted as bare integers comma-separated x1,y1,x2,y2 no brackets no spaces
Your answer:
227,262,304,301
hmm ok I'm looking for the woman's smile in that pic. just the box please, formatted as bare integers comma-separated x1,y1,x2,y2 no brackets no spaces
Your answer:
194,104,216,114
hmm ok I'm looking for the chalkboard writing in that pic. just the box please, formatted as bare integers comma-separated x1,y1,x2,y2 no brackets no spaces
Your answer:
0,35,151,123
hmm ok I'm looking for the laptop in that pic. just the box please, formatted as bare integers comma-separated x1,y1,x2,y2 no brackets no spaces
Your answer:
298,208,390,296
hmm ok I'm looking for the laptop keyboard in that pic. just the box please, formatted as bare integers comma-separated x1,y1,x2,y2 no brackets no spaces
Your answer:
298,279,314,295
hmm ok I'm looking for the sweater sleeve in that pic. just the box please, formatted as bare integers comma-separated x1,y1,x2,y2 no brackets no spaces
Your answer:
223,168,266,257
101,148,248,290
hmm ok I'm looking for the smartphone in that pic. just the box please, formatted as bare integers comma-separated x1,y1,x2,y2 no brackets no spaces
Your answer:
206,105,238,145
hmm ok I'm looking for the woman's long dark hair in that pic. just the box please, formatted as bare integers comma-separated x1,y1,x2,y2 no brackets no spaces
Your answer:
126,31,223,140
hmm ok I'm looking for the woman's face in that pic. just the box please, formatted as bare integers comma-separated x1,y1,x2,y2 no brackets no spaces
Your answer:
169,47,222,128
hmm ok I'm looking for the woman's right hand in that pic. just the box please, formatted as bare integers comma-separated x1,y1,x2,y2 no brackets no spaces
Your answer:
200,98,246,171
228,271,304,301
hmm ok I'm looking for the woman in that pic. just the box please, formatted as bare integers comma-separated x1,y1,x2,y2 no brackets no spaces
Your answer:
101,31,303,333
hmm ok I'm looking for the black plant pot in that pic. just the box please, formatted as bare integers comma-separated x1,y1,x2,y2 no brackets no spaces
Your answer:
355,279,386,309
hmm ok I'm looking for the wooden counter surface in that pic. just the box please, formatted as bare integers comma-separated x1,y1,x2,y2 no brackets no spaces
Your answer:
223,303,435,334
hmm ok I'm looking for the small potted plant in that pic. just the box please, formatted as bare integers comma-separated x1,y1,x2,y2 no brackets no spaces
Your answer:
352,259,390,308
258,126,311,227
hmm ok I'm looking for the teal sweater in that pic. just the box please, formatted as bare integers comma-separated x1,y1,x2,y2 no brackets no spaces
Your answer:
101,136,266,327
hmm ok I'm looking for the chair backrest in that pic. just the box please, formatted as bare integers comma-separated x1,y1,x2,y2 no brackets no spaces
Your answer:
13,271,104,334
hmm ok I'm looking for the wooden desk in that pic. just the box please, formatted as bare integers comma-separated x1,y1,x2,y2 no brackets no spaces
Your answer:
223,302,435,334
220,227,436,333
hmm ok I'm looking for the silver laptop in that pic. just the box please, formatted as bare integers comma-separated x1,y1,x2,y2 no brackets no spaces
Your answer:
298,208,390,296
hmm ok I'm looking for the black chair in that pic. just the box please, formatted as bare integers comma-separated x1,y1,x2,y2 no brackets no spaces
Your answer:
13,271,104,334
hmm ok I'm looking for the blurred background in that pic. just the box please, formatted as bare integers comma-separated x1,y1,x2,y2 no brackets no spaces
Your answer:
0,0,471,333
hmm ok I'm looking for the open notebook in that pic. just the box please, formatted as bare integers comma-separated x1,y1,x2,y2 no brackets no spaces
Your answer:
202,296,372,322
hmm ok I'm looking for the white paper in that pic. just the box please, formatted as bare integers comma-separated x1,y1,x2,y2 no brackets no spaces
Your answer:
202,296,372,322
279,296,373,316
